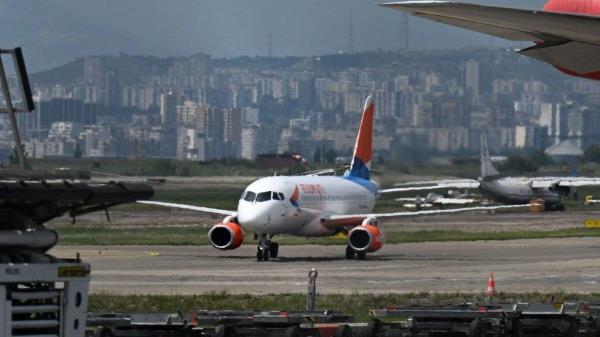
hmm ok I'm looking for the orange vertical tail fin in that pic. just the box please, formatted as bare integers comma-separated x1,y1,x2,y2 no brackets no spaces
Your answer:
348,96,374,180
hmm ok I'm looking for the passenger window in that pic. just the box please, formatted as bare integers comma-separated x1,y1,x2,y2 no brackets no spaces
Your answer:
273,192,282,200
244,191,256,202
256,192,271,202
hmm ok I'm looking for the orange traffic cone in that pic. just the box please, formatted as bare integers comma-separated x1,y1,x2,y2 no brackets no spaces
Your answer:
485,272,496,296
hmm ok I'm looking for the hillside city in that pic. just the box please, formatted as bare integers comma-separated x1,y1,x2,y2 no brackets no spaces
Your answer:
2,48,599,165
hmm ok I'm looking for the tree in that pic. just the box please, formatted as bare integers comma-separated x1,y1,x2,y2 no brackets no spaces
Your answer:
8,146,31,169
499,153,538,174
73,143,83,158
325,149,336,165
313,148,322,164
152,159,175,176
529,150,552,167
585,145,600,163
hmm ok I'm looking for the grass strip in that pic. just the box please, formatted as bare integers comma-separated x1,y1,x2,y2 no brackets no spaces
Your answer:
54,226,600,246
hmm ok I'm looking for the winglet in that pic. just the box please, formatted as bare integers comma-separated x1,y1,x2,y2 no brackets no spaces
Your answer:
348,96,374,180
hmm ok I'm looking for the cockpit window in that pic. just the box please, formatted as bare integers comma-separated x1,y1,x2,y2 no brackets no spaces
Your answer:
272,192,282,200
256,191,272,202
279,192,285,200
243,191,256,202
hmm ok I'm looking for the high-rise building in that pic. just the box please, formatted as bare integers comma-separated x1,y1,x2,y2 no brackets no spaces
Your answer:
241,125,260,160
160,92,178,128
462,60,480,103
83,57,102,84
176,101,204,127
103,71,120,108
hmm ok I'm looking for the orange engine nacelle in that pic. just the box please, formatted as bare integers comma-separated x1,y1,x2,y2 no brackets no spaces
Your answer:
208,222,245,250
543,0,600,80
544,0,600,15
347,223,385,253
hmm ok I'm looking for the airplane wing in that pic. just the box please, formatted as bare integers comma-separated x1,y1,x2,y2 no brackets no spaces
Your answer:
380,1,600,75
430,197,478,205
137,201,236,216
399,202,434,208
396,197,419,202
322,204,529,229
530,177,600,188
380,179,480,193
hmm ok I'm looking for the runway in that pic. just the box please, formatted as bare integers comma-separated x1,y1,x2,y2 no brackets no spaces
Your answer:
52,237,600,295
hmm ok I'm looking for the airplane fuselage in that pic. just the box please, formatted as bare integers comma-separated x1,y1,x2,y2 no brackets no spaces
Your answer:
479,177,561,205
236,175,378,236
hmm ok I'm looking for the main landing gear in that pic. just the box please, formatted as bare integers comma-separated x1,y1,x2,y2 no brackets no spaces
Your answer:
345,246,366,260
256,234,279,262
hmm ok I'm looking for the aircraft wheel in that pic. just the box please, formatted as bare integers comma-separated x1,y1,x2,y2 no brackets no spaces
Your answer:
256,247,264,261
357,252,367,260
270,242,279,258
345,246,355,260
263,248,270,261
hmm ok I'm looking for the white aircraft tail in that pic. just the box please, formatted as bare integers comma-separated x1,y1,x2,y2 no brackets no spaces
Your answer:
480,132,500,179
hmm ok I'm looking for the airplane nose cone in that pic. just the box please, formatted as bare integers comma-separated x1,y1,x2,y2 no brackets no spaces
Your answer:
237,204,269,228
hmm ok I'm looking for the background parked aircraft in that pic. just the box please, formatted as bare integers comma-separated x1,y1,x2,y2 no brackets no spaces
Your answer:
383,133,600,210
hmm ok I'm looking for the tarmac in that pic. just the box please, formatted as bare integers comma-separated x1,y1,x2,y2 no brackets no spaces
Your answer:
52,237,600,295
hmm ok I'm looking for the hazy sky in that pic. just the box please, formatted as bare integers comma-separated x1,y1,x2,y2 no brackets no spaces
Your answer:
0,0,548,71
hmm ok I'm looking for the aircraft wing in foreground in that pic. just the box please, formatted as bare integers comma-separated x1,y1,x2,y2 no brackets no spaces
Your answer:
381,1,600,79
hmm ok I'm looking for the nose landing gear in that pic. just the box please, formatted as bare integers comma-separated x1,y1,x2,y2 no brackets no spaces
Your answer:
256,234,279,262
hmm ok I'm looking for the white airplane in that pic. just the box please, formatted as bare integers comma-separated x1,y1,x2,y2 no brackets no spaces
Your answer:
140,97,529,261
385,133,600,211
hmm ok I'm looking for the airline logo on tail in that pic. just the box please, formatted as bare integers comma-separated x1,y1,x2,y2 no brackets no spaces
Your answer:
348,96,374,180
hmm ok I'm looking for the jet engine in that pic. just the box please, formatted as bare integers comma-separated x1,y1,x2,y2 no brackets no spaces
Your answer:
208,221,245,250
542,0,600,80
347,218,385,253
544,0,600,16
